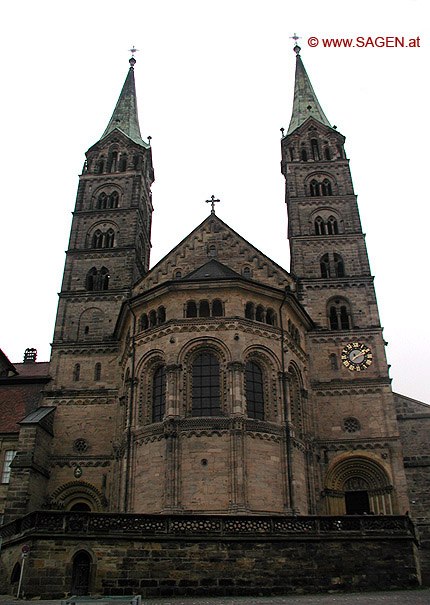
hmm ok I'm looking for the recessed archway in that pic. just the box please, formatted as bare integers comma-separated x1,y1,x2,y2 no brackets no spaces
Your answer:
324,455,395,515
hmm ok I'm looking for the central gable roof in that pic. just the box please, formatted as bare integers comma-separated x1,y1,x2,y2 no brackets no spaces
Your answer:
134,214,293,294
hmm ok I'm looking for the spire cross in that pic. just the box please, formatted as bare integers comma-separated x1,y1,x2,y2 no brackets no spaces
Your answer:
129,46,139,68
205,195,220,214
290,33,301,55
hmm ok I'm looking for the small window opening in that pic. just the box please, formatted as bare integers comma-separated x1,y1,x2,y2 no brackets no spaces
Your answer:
157,306,166,324
315,216,325,234
212,299,223,317
320,253,330,278
330,353,338,370
266,308,275,326
310,180,319,197
199,300,210,318
140,313,148,330
311,138,320,160
256,305,264,322
186,301,197,318
245,302,255,320
73,363,80,382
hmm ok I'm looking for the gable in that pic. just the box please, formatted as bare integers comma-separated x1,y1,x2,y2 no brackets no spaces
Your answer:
134,214,293,294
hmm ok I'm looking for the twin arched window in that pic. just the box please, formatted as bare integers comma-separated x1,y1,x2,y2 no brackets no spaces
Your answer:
96,191,119,209
328,298,351,330
91,229,115,249
315,215,339,235
320,253,345,278
86,267,109,291
310,178,333,197
186,300,223,318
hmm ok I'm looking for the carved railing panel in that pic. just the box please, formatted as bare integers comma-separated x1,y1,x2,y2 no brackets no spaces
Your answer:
0,512,415,541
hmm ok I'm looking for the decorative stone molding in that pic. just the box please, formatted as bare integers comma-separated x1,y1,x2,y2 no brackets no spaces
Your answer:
46,480,108,511
50,397,116,406
50,457,111,468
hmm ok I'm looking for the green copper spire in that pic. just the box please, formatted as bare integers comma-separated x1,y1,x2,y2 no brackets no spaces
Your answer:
100,56,148,147
287,46,331,135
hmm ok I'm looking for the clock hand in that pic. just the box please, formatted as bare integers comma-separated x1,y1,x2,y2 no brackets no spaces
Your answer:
351,351,364,361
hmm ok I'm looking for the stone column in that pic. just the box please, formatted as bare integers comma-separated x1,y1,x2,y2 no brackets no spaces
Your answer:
279,372,294,513
226,362,248,512
165,364,182,418
228,417,249,513
228,361,246,416
162,418,183,512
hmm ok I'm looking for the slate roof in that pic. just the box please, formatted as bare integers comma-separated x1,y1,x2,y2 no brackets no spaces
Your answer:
287,53,331,135
20,406,55,425
100,58,148,148
183,259,242,281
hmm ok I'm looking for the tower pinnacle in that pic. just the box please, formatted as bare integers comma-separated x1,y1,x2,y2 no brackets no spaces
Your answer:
286,52,331,135
100,53,148,147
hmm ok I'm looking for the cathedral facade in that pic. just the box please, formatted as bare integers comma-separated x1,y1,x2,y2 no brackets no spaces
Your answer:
0,47,429,598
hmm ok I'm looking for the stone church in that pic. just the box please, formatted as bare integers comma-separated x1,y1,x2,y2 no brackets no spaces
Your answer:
1,45,429,598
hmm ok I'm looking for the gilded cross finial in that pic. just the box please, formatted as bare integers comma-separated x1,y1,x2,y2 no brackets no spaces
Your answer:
129,46,139,68
205,195,220,214
290,33,301,55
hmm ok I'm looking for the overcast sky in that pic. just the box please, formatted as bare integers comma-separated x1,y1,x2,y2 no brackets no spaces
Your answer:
1,0,429,402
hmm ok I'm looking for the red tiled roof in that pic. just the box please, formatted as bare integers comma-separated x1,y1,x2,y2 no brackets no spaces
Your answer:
0,361,51,433
0,383,47,433
13,362,50,378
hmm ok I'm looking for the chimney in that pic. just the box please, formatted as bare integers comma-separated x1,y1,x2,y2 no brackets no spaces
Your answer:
23,348,37,363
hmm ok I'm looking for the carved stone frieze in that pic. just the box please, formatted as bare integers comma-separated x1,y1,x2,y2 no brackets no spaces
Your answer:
319,441,391,453
49,397,115,406
50,457,111,468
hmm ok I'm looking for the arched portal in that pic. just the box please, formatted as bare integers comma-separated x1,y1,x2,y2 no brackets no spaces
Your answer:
324,455,395,515
71,550,91,595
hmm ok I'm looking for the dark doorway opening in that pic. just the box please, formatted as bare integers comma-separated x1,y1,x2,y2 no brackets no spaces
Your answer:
345,490,370,514
70,502,91,512
71,550,91,595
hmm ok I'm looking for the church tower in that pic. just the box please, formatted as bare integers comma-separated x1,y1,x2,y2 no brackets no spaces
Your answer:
34,56,155,513
52,55,153,348
49,55,153,365
281,44,409,515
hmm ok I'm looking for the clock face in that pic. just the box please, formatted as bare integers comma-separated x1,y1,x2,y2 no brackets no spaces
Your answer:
341,342,373,372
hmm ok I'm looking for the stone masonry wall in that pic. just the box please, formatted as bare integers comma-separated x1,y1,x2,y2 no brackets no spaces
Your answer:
395,393,430,584
0,514,420,598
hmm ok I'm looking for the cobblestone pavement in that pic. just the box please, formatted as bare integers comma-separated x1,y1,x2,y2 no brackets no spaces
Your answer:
2,590,430,604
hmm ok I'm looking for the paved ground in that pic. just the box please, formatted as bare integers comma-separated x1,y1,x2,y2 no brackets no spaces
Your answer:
1,590,430,604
